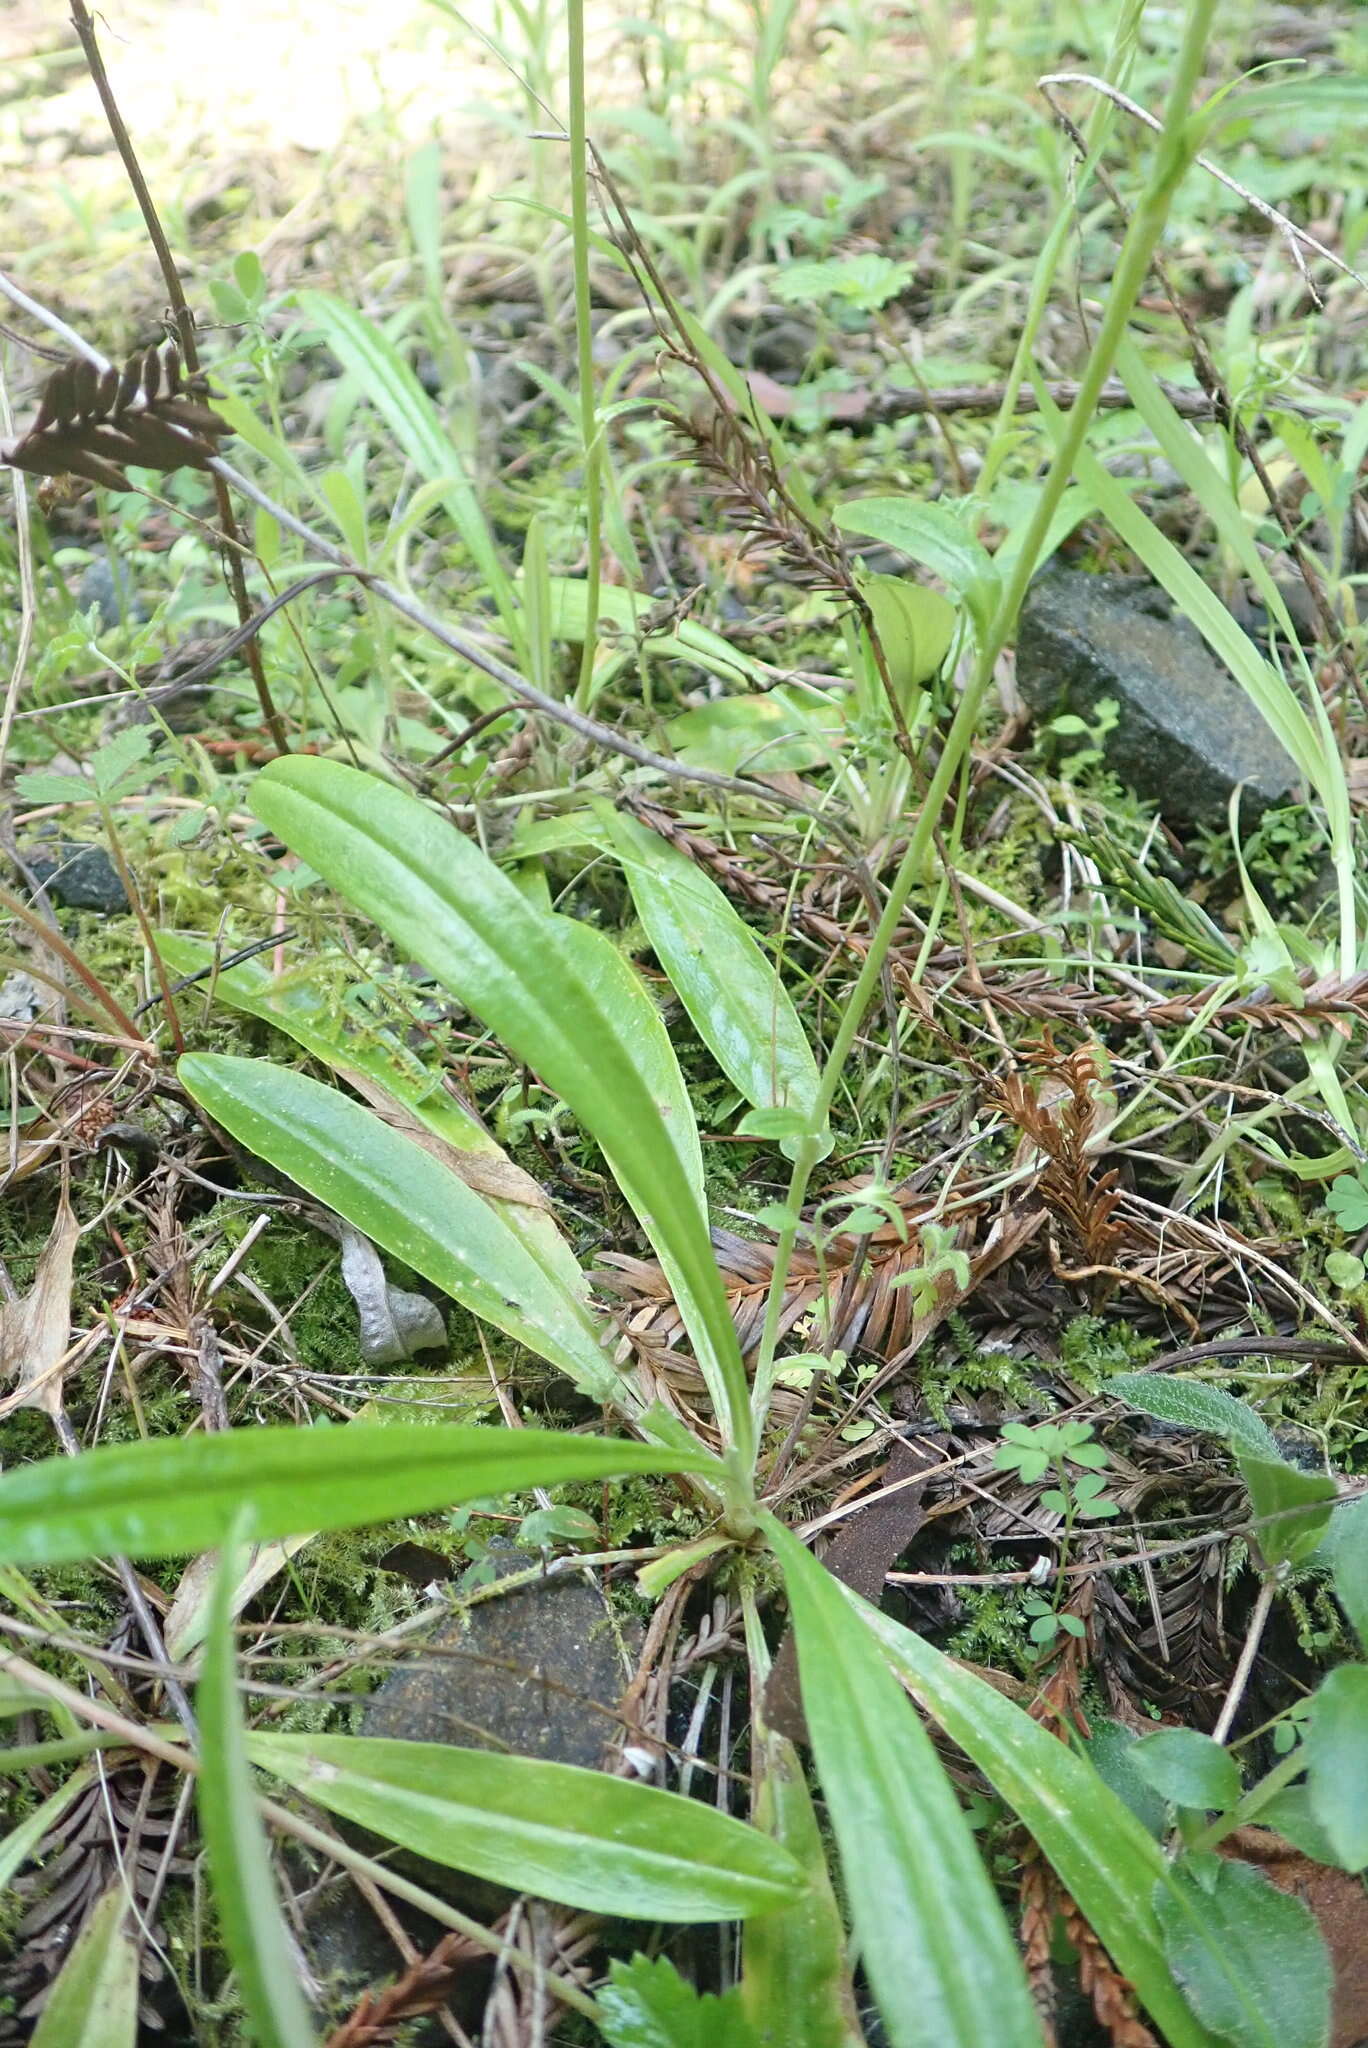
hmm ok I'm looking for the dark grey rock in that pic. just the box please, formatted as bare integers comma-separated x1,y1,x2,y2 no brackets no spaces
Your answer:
27,843,128,913
1016,568,1301,826
301,1547,641,2014
75,552,148,630
362,1546,637,1766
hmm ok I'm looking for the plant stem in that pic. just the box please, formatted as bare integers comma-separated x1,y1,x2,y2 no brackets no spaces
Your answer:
566,0,604,715
751,0,1220,1442
67,0,288,755
1188,1739,1308,1855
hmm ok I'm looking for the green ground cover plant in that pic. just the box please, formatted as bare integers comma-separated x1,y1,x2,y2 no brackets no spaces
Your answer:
1,0,1368,2041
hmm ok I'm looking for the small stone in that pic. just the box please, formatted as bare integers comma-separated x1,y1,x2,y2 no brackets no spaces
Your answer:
1016,568,1301,827
0,972,42,1022
362,1545,637,1767
301,1546,642,1996
74,551,148,630
27,843,128,913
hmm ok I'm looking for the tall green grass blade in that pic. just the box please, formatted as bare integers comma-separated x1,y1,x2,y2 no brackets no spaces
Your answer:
298,291,523,658
29,1883,139,2048
246,1734,807,1921
198,1529,318,2048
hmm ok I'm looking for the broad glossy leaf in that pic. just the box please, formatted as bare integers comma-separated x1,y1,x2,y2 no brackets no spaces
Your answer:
763,1514,1042,2048
1152,1854,1330,2048
180,1053,628,1410
1131,1729,1241,1813
198,1533,318,2048
603,808,827,1161
0,1423,716,1566
833,498,999,626
1305,1664,1368,1871
30,1882,138,2048
297,292,518,648
1238,1456,1336,1570
249,757,751,1457
855,570,956,705
159,935,587,1303
856,1599,1223,2048
246,1734,806,1921
1106,1375,1280,1461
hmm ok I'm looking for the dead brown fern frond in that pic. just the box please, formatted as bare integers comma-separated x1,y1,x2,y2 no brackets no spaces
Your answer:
2,341,228,494
988,1035,1125,1267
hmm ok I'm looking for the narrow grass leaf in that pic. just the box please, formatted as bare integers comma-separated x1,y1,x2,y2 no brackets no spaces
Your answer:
198,1529,318,2048
297,291,520,652
246,1734,806,1922
763,1514,1042,2048
180,1053,628,1410
0,1424,717,1567
856,1599,1224,2048
0,1767,92,1893
743,1726,859,2048
249,757,751,1459
29,1882,138,2048
603,808,827,1159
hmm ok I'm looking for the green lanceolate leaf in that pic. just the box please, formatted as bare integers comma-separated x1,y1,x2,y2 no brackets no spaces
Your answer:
602,808,828,1162
854,568,956,709
1105,1374,1281,1461
245,1734,807,1922
0,1424,717,1567
29,1882,139,2048
0,1768,93,1893
763,1514,1043,2048
198,1529,318,2048
855,1600,1223,2048
833,497,999,628
248,756,752,1462
297,292,520,652
1304,1664,1368,1872
547,907,705,1208
1152,1854,1331,2048
158,935,588,1305
180,1053,629,1411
